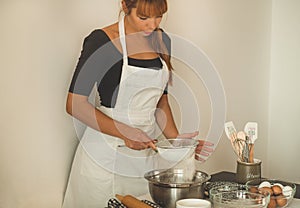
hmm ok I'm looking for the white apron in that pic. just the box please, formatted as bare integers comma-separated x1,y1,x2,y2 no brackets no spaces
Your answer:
62,16,169,208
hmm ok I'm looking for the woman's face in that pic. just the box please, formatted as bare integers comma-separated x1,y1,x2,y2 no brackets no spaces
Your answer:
126,8,163,36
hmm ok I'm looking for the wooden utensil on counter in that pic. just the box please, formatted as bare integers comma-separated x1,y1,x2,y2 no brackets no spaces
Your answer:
115,194,152,208
249,143,254,163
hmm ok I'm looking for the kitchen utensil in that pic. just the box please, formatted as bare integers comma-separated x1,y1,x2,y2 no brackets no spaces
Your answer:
212,190,270,208
225,122,259,163
117,144,158,153
209,184,247,201
244,122,258,144
115,194,152,208
156,138,198,162
244,122,258,163
204,181,240,198
236,159,261,184
237,131,249,162
224,122,239,157
156,138,173,148
224,121,237,139
144,169,210,208
248,144,254,163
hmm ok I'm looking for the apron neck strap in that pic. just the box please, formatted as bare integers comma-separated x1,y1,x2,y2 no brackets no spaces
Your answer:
118,15,128,65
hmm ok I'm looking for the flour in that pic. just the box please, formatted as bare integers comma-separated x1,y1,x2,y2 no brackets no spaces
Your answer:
174,150,196,182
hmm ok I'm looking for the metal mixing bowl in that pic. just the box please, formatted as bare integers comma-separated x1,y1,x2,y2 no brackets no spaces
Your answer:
144,168,211,208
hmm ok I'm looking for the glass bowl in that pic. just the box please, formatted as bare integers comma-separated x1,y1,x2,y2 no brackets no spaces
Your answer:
209,183,247,201
246,179,296,208
204,181,240,198
212,190,270,208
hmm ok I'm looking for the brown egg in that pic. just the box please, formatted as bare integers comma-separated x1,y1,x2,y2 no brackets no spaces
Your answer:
268,198,277,208
272,185,282,196
249,186,259,193
259,187,273,196
276,195,287,207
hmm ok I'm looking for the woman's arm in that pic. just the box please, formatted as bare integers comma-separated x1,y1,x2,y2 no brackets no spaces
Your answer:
155,94,199,139
155,94,179,138
155,94,214,161
66,92,156,150
66,92,124,136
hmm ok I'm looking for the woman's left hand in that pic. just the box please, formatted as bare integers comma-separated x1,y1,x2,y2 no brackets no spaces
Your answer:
194,140,214,162
177,131,214,162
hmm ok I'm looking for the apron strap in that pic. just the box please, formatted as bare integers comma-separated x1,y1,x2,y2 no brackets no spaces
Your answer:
118,15,128,65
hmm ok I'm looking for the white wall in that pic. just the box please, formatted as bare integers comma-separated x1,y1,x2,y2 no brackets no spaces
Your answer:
0,1,119,207
0,0,298,207
268,0,300,183
166,0,272,175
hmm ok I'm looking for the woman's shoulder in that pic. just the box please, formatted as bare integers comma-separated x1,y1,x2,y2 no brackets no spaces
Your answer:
79,28,115,56
102,22,119,40
82,23,118,49
84,29,109,44
84,21,116,41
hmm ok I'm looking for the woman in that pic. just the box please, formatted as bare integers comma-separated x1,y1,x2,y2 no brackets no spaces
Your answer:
63,0,213,207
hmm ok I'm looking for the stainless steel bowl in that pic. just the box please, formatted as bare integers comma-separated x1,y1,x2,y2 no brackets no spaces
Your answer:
144,168,211,208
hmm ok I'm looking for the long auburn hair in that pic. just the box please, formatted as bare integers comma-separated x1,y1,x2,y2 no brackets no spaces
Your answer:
122,0,174,75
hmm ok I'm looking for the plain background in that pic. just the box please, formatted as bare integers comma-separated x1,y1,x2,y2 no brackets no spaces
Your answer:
0,0,299,207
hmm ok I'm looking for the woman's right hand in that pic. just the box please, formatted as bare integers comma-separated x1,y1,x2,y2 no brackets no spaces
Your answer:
66,93,157,151
117,123,157,151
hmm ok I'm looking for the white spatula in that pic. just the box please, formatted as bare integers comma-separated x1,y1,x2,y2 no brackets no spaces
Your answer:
244,122,258,144
224,121,242,160
244,122,258,163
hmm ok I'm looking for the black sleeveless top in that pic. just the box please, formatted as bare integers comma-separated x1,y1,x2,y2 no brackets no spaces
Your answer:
69,29,171,108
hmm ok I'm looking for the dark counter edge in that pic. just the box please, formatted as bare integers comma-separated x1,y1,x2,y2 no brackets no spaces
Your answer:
210,171,300,199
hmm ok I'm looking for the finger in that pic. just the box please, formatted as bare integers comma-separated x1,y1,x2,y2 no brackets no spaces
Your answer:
195,146,214,153
195,154,206,162
147,141,158,153
197,140,214,146
196,145,214,152
195,150,210,157
140,142,149,149
129,145,142,151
